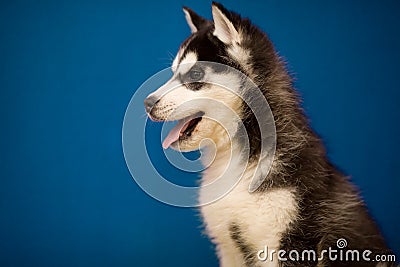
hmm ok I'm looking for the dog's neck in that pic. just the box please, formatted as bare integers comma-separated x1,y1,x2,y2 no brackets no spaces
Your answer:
197,139,258,205
200,139,253,183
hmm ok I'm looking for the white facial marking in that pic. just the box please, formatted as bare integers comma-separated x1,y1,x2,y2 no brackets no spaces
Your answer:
172,48,183,72
177,51,198,75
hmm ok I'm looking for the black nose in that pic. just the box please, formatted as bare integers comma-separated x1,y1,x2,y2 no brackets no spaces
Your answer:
144,96,158,113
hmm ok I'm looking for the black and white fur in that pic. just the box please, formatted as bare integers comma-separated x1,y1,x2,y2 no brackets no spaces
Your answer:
144,3,394,266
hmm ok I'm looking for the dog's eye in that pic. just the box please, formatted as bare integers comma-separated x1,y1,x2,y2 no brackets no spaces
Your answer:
188,69,204,81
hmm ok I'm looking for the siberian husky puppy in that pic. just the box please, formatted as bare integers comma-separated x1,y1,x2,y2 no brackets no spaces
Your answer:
144,3,394,266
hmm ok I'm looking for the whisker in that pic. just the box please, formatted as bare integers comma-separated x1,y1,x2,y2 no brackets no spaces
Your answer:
166,51,175,63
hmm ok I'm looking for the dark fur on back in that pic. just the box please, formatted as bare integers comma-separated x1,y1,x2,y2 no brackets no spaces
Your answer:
182,3,395,266
219,4,395,266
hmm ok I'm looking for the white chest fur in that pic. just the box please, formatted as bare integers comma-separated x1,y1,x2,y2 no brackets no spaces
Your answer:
199,150,298,267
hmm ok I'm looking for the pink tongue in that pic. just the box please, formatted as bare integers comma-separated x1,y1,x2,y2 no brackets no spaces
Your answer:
162,116,193,149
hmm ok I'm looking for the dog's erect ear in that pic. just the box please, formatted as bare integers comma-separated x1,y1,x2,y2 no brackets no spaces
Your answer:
183,7,209,33
211,2,240,44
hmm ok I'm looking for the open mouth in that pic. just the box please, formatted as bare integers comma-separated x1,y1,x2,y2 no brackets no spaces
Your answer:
162,112,204,149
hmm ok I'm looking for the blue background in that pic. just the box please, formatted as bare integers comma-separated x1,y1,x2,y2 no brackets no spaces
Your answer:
1,0,399,266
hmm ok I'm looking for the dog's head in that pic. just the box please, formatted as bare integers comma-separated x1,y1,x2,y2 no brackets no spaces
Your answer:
144,3,251,152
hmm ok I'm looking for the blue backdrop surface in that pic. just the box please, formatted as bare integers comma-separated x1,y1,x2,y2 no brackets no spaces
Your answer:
0,1,399,266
